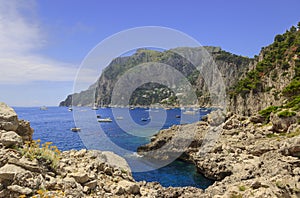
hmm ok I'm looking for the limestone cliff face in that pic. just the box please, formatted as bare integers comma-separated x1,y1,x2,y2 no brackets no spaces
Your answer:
60,47,252,107
228,26,300,116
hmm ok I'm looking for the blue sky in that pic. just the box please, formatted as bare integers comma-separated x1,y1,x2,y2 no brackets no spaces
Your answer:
0,0,299,106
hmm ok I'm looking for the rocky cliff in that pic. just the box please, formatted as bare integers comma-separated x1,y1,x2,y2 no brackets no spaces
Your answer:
228,24,300,116
60,47,252,107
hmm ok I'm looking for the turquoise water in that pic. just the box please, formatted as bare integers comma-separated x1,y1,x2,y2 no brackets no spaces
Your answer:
14,107,213,189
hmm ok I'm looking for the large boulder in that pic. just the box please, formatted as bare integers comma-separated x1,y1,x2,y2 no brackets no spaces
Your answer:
118,180,140,195
0,102,18,131
0,164,28,181
100,151,131,173
0,131,22,147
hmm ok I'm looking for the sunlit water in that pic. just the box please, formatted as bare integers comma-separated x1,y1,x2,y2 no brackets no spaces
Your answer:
14,107,213,189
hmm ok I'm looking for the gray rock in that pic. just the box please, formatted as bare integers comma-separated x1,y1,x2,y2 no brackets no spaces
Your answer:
69,171,89,184
223,116,241,130
114,186,125,195
118,180,140,195
102,151,131,173
270,112,298,132
207,110,225,126
7,185,32,195
104,167,113,176
0,131,22,147
74,149,87,158
8,157,42,173
251,181,262,189
84,180,97,190
250,115,265,123
0,164,28,181
0,102,19,131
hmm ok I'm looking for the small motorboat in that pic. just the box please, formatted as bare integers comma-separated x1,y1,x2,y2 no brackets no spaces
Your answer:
97,118,112,122
141,117,150,121
96,114,101,118
71,127,81,132
68,107,73,111
175,115,181,118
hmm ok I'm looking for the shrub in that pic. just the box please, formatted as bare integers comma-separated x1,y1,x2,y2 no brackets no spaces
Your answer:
284,96,300,111
20,139,61,169
239,185,246,191
282,80,300,96
277,110,296,118
259,106,280,122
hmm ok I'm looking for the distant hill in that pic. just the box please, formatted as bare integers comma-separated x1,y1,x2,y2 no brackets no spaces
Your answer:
59,46,251,107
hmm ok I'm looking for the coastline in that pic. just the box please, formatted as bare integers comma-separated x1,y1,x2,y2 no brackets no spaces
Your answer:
1,102,300,197
138,112,300,197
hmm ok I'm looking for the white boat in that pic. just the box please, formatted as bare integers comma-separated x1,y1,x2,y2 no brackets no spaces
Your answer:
68,107,73,111
92,106,99,110
116,116,124,120
97,118,112,122
40,106,48,110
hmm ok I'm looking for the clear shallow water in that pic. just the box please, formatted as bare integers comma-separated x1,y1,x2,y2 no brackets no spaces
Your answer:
14,106,213,189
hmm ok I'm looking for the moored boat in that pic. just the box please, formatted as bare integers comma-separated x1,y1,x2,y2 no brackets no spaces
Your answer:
97,118,112,122
71,127,81,132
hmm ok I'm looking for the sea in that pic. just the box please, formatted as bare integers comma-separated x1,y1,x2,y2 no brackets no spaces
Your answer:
13,106,214,189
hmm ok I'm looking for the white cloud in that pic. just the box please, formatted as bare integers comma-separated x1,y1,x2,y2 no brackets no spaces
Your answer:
0,0,78,84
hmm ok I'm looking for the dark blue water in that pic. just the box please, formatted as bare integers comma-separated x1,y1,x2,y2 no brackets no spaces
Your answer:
14,106,213,189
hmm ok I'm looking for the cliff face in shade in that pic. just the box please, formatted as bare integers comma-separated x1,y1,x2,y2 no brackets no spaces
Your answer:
59,46,252,107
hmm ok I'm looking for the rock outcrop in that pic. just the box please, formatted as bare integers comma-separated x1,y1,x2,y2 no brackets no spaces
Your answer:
138,111,300,197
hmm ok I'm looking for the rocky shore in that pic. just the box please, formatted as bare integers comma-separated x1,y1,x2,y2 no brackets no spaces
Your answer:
0,102,207,197
138,111,300,197
1,101,300,197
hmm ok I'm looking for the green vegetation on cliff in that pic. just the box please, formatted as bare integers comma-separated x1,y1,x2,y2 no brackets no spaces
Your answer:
230,24,300,99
